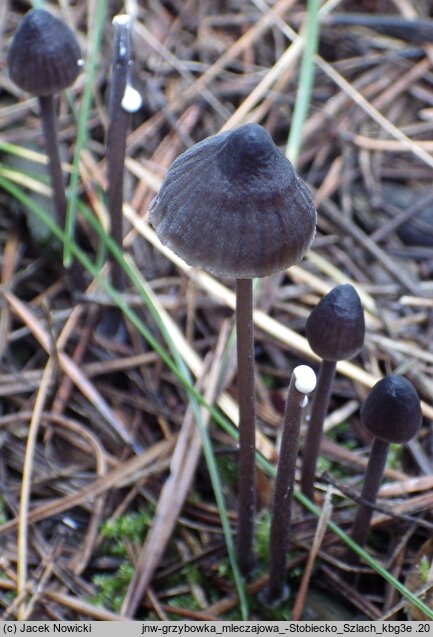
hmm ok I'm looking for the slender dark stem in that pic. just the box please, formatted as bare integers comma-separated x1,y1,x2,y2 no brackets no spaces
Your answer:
38,95,67,230
264,375,305,605
39,94,84,289
300,358,336,500
235,277,256,576
347,437,389,563
107,16,131,291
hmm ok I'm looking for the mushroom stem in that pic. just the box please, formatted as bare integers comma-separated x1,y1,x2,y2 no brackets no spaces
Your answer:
235,276,256,576
348,437,389,560
346,375,421,565
39,94,83,288
300,358,336,500
106,15,132,291
38,94,67,230
264,366,315,606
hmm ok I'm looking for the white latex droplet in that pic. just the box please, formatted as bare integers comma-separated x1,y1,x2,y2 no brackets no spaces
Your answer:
294,365,317,395
300,395,309,408
77,59,85,68
113,14,131,26
121,85,142,113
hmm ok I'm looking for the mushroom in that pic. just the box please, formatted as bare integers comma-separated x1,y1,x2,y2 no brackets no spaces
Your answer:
7,8,82,236
149,123,316,575
349,374,421,558
106,14,141,291
263,364,317,606
300,283,365,500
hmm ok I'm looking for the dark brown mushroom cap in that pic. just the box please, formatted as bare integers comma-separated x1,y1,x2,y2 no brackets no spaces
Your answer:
149,124,317,278
361,375,422,444
305,284,365,361
7,9,81,96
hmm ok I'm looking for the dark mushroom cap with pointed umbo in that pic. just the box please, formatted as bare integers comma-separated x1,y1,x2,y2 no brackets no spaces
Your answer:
361,375,422,444
149,124,317,278
7,8,81,96
305,283,365,361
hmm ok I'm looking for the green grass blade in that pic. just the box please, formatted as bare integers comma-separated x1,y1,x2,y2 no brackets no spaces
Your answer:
0,141,48,165
122,261,249,618
0,174,248,618
281,1,432,617
296,489,433,619
0,170,230,429
286,0,321,166
258,453,433,620
63,0,108,267
190,398,249,619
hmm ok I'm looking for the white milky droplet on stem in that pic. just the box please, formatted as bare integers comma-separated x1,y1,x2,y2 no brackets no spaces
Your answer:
121,85,142,112
112,14,131,26
293,365,317,395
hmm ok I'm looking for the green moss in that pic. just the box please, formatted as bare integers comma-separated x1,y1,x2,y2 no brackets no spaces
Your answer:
418,556,430,584
101,507,154,546
0,495,7,525
167,593,202,612
387,443,402,470
261,374,274,389
215,453,238,489
316,455,332,474
91,563,135,612
255,509,272,563
90,507,154,611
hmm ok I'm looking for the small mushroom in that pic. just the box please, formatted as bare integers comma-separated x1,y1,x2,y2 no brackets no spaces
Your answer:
150,124,316,278
150,123,316,575
263,365,317,607
349,375,422,557
301,284,365,500
7,8,82,234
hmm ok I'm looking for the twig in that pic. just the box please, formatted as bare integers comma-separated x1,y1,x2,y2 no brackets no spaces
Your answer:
291,486,333,620
17,361,55,619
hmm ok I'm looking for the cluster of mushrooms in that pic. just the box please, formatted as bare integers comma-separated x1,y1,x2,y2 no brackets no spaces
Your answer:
8,8,423,611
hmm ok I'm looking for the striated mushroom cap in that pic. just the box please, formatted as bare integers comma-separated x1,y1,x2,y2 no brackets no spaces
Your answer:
149,124,317,278
8,8,81,96
361,375,422,444
306,283,365,361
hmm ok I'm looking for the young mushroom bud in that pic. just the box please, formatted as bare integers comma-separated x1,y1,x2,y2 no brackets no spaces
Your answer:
360,374,421,444
305,283,365,362
150,123,316,578
348,375,422,560
7,9,82,285
7,9,81,96
301,284,365,500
